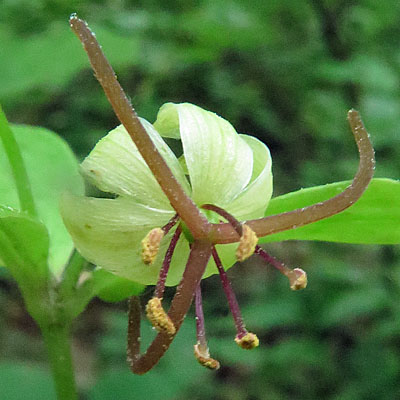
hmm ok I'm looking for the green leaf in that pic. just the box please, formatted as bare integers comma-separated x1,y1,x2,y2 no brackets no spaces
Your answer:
92,269,145,302
261,178,400,244
0,124,84,273
0,105,36,217
0,23,141,100
0,206,49,287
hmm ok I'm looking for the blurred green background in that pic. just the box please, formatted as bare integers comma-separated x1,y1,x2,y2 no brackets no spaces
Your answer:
1,0,400,399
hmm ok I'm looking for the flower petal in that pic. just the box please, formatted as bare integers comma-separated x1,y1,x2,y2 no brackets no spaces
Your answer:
154,103,253,207
81,118,190,209
226,134,273,220
60,193,179,284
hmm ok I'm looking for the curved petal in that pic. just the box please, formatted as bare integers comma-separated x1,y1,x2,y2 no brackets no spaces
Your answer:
226,134,273,221
81,118,190,209
154,103,253,207
60,193,242,285
61,193,182,285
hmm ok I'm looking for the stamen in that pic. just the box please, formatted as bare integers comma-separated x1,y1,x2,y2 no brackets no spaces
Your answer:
212,247,259,350
235,332,259,350
141,228,164,265
128,240,213,375
145,225,182,335
141,214,179,265
202,204,258,260
154,226,182,299
287,268,308,291
194,284,220,369
236,224,258,262
194,344,220,370
145,297,176,336
203,204,307,291
255,246,307,291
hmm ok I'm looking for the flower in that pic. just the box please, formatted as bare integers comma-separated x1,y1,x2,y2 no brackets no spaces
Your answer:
60,102,273,286
68,15,375,374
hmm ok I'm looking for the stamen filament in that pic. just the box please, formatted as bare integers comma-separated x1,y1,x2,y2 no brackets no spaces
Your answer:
145,224,182,336
255,245,307,290
195,283,208,351
69,15,211,240
202,204,243,236
255,245,290,275
154,226,182,299
212,247,249,340
210,110,375,243
162,214,180,235
205,205,307,291
194,283,220,369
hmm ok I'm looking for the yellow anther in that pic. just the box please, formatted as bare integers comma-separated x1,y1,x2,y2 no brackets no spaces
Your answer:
145,297,176,336
236,224,258,262
235,332,259,350
141,228,164,264
194,343,220,370
287,268,308,291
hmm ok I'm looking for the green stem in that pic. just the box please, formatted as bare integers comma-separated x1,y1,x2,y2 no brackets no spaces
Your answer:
41,323,78,400
0,104,37,217
58,250,96,321
59,250,86,297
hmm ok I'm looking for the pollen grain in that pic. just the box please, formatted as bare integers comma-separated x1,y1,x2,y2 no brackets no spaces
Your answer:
236,224,258,262
141,228,164,264
145,297,176,336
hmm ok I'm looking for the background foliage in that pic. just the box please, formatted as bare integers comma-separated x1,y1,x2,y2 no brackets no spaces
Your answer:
0,0,399,398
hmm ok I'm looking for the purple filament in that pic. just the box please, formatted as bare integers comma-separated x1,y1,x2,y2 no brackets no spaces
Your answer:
255,245,290,275
202,204,243,236
212,246,247,339
154,225,182,299
162,213,179,235
194,283,208,350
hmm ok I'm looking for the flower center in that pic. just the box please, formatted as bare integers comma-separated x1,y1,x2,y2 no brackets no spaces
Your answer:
140,203,307,369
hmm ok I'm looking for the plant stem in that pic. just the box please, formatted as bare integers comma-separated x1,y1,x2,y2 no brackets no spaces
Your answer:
128,239,212,374
59,250,86,297
69,15,211,240
210,110,375,243
0,104,37,217
41,323,78,400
